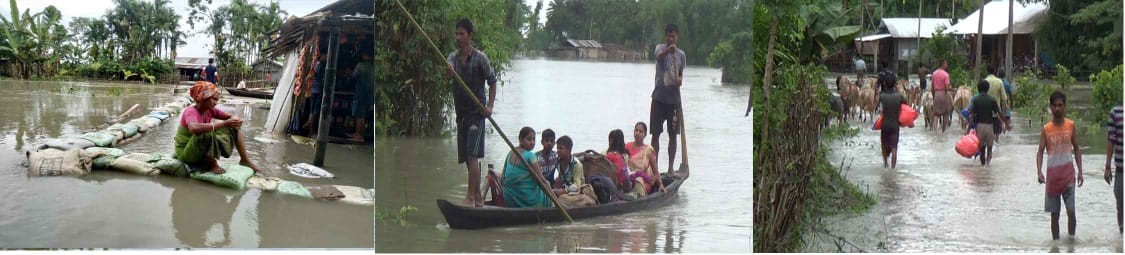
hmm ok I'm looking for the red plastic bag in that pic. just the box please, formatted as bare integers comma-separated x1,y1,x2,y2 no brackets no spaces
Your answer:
899,103,917,128
873,103,918,130
955,130,980,158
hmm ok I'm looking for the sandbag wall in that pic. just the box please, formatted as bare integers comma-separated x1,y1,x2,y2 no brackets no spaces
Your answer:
25,97,374,206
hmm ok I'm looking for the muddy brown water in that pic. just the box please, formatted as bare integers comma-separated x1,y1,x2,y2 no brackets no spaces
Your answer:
805,94,1123,252
375,59,752,252
0,80,373,248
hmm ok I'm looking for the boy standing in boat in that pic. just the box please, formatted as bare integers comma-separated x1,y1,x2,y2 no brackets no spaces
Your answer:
446,18,498,207
651,23,685,175
1036,91,1084,241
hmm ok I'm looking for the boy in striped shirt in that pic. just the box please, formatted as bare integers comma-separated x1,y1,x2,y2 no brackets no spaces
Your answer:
1105,105,1123,233
1036,91,1084,241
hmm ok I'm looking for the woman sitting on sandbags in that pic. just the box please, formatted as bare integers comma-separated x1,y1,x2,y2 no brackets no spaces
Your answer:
174,81,262,174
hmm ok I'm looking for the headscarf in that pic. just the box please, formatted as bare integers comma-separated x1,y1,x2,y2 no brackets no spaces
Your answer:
189,81,220,104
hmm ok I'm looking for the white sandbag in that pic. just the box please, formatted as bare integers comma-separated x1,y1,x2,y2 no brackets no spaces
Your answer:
80,132,117,147
136,116,162,129
189,164,254,190
276,180,313,198
27,148,97,176
38,137,96,151
332,185,374,206
126,119,149,133
153,157,189,177
108,155,161,176
246,175,284,191
108,123,139,138
84,147,125,169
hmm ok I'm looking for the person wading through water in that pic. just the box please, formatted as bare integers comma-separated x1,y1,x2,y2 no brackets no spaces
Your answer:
446,18,498,207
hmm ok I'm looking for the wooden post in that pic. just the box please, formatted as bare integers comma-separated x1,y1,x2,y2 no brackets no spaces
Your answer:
974,0,985,82
1006,0,1013,79
314,23,341,167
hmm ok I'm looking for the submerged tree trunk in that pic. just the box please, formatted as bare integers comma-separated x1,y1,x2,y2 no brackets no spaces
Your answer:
746,0,755,117
758,15,779,167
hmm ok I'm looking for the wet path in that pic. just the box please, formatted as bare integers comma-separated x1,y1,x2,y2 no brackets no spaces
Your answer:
805,110,1123,252
0,81,373,248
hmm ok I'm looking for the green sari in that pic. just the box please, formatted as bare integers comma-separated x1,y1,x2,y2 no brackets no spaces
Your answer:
502,150,552,208
173,125,236,164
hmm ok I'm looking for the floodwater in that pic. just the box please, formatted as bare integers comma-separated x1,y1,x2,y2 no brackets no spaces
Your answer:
0,80,373,248
804,85,1123,252
375,59,752,252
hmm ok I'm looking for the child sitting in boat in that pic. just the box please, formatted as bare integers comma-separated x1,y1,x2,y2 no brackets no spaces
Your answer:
173,81,262,174
605,129,633,196
536,129,559,187
553,135,584,190
501,127,552,208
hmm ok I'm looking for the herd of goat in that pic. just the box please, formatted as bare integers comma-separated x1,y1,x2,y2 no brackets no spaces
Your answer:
829,76,974,131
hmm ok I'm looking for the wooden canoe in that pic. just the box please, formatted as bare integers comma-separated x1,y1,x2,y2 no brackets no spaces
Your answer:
436,170,689,230
225,87,274,99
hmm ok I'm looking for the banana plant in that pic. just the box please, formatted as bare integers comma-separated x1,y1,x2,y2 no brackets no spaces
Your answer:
140,69,156,84
122,70,136,80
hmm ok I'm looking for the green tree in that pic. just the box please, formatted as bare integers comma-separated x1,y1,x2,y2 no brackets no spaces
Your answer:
0,0,72,78
539,0,748,66
190,0,284,73
1034,0,1124,76
376,0,522,136
1090,65,1124,124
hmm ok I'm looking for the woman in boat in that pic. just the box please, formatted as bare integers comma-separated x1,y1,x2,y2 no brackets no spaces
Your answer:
173,81,262,174
502,127,552,208
605,129,632,192
625,122,665,197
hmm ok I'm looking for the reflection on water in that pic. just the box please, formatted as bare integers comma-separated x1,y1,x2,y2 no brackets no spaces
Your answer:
807,110,1124,252
0,81,372,248
376,59,752,252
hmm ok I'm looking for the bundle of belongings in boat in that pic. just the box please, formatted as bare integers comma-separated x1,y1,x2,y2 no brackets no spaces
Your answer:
24,99,374,206
484,150,666,208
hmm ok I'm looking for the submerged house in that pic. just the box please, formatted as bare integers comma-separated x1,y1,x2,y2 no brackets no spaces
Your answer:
262,0,373,164
175,57,211,81
565,39,603,59
854,18,953,73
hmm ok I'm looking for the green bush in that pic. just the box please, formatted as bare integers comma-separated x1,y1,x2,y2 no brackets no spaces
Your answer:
1053,64,1077,90
1091,65,1124,124
1013,70,1056,122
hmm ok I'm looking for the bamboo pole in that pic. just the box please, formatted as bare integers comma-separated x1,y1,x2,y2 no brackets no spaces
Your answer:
393,0,573,223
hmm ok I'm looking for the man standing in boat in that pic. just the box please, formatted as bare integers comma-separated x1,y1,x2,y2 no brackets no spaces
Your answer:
651,24,685,175
446,18,498,207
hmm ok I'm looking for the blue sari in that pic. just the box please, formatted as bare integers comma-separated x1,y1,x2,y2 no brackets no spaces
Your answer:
502,150,552,208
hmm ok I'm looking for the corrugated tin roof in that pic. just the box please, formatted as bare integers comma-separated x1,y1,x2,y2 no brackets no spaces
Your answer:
175,57,210,69
947,0,1048,35
855,33,892,42
879,18,952,38
565,39,602,48
311,0,373,17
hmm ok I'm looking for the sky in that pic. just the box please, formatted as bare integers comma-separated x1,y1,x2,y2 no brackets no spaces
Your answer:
525,0,547,27
0,0,325,58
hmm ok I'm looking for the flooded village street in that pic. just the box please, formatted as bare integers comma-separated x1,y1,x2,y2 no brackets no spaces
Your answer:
0,81,373,248
804,81,1123,252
